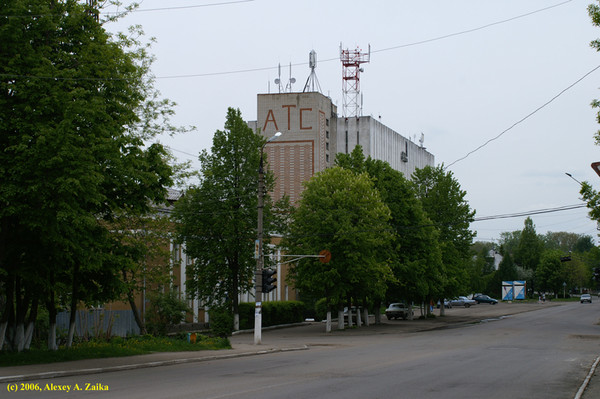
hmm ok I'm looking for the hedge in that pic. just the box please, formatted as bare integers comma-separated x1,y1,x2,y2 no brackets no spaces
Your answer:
238,301,305,330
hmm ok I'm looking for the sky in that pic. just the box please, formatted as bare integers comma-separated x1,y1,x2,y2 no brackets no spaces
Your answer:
104,0,600,245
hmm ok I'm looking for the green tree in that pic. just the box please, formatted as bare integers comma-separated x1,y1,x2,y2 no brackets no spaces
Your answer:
536,250,567,297
0,1,180,350
498,231,521,258
173,108,270,330
110,214,174,335
541,232,586,253
514,218,543,270
283,166,393,330
468,242,497,294
581,3,600,264
574,235,595,253
336,147,442,314
411,165,475,304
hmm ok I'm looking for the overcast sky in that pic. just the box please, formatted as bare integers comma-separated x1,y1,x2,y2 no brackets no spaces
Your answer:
106,0,600,245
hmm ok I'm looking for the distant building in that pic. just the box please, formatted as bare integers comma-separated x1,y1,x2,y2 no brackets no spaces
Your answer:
249,91,434,204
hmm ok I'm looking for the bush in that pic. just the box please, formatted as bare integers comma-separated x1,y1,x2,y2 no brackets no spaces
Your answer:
209,307,234,338
146,291,191,336
237,301,305,329
314,298,329,322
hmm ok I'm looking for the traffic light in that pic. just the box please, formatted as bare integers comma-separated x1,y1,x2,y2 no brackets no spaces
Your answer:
261,269,277,294
593,267,600,281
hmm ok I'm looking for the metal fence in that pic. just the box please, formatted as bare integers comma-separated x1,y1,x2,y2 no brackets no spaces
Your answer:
56,309,141,338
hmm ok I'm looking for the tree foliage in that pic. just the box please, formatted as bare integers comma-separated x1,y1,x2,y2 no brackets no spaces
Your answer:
335,147,442,305
536,250,566,296
411,165,475,300
172,108,271,319
283,166,393,310
0,0,179,351
514,218,543,271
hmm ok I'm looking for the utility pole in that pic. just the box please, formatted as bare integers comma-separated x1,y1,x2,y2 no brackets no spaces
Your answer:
254,132,281,345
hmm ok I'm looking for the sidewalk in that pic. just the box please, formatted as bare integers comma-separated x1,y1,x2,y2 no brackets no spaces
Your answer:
0,302,598,399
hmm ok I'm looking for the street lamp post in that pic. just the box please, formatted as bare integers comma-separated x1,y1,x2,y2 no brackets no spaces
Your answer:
255,132,281,345
565,172,583,186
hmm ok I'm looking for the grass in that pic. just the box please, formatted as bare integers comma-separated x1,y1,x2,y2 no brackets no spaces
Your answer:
0,334,231,367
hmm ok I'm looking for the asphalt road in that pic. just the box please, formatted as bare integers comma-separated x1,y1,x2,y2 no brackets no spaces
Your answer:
7,301,600,399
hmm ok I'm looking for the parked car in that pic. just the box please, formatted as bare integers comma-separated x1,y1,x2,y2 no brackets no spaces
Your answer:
385,303,413,320
473,294,498,305
581,294,592,303
449,296,477,308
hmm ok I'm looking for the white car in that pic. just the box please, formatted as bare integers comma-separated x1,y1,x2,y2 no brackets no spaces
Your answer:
449,296,477,308
581,294,592,303
385,303,413,320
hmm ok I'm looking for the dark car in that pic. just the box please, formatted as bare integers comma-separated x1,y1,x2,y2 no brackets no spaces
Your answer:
473,294,498,305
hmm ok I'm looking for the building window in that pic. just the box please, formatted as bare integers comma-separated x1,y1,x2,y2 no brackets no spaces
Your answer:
172,243,181,263
345,131,348,153
326,119,329,127
326,130,329,139
326,142,329,151
326,154,329,163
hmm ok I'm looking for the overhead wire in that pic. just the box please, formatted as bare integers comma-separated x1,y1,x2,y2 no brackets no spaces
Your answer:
444,64,600,169
0,0,254,18
0,0,575,81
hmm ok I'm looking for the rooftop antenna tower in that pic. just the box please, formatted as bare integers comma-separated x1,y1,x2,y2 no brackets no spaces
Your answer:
340,43,370,117
303,50,322,93
285,62,296,92
275,63,296,93
274,63,283,93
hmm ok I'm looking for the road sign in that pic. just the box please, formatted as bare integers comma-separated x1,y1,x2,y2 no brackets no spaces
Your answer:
319,250,331,263
592,162,600,177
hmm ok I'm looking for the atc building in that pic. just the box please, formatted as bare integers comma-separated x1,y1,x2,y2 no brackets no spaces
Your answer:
250,91,435,204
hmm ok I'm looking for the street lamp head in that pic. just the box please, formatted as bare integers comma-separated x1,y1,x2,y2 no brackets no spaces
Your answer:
565,172,583,186
266,131,282,143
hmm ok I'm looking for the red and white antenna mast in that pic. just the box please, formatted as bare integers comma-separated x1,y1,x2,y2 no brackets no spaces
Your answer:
340,43,370,118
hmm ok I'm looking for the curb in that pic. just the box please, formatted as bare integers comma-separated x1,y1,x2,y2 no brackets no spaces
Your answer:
0,345,309,383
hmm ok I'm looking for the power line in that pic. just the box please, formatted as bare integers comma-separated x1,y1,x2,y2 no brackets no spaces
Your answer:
373,0,574,53
117,0,254,14
0,0,254,18
473,204,587,222
0,0,573,82
444,63,600,169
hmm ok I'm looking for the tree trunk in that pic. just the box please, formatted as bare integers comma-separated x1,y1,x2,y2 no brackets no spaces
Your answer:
0,279,14,350
127,292,147,335
362,303,369,327
14,277,27,352
122,270,147,335
440,298,446,317
374,299,382,324
347,307,353,327
14,323,25,352
0,322,7,351
232,263,240,331
24,297,39,350
66,271,79,348
337,305,344,330
46,288,58,350
325,310,331,333
356,306,362,327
